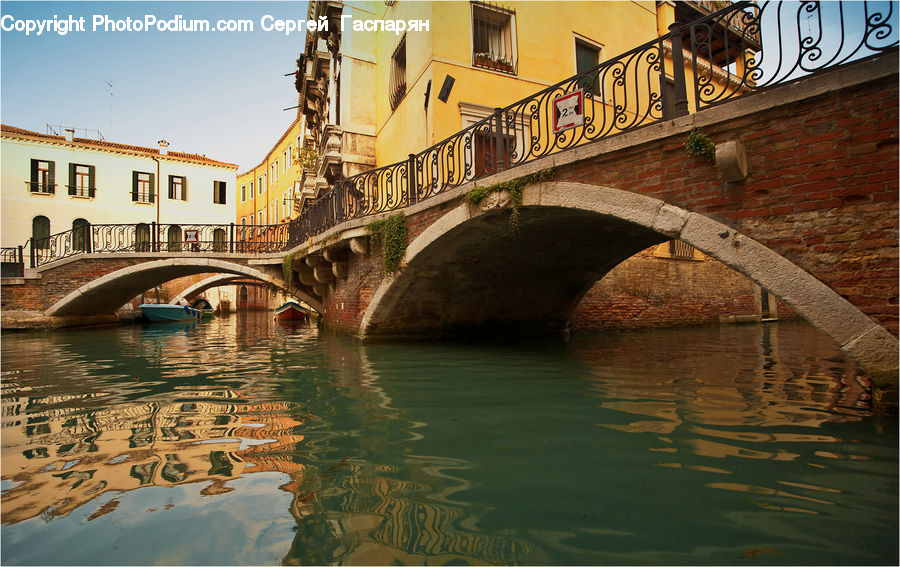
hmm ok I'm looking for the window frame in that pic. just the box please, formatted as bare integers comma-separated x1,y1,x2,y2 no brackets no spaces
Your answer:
168,175,188,201
213,180,227,205
573,34,604,97
470,1,518,75
30,159,55,194
132,171,155,204
389,33,408,110
68,163,96,198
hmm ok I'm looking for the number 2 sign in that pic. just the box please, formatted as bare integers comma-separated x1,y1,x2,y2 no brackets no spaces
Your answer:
553,90,585,134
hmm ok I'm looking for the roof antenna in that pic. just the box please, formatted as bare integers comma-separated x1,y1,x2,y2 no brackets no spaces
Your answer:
105,81,114,140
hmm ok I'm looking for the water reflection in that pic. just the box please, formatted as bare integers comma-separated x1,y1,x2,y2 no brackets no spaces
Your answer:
1,316,896,565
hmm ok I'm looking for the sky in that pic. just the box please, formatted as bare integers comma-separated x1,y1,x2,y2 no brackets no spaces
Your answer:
1,1,310,172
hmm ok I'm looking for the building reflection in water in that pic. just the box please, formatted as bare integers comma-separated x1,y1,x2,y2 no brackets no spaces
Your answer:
1,318,882,565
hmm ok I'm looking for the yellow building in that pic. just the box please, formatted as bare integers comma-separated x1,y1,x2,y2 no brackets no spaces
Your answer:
254,1,748,219
236,116,305,234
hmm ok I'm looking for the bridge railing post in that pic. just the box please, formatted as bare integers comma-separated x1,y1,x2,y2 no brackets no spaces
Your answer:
407,154,418,205
18,245,24,268
151,222,158,252
667,22,690,118
229,223,234,253
492,107,506,173
28,239,35,268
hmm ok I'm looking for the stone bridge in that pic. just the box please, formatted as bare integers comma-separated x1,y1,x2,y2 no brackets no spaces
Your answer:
2,54,897,395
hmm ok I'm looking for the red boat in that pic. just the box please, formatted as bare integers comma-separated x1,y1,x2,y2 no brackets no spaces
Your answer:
274,301,309,321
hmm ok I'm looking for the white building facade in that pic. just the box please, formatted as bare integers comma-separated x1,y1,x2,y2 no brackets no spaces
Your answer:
1,125,237,252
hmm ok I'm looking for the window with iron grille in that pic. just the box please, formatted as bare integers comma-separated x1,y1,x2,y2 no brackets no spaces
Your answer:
390,34,407,110
669,240,696,260
472,2,516,75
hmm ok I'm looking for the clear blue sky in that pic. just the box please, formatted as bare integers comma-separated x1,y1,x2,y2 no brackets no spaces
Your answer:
1,1,309,172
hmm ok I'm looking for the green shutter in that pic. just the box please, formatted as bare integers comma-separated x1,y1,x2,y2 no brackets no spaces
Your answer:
48,161,56,194
132,171,139,201
149,172,155,203
182,177,188,201
68,163,77,195
168,175,174,199
30,159,38,192
88,165,96,198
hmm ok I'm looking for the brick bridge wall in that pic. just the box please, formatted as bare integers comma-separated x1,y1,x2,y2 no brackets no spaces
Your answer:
320,57,896,338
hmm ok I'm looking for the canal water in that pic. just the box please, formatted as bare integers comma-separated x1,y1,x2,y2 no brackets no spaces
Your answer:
1,314,896,565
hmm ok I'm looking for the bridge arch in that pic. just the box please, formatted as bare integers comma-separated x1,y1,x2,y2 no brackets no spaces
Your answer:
47,258,322,317
361,181,897,383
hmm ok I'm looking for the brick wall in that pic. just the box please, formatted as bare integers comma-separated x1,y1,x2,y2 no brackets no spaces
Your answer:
556,70,898,335
569,245,797,331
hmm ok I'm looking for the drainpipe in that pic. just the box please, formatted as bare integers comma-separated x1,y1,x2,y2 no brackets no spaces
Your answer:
151,156,160,226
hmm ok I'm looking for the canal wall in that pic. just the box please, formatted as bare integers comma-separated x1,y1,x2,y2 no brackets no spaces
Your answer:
569,245,796,331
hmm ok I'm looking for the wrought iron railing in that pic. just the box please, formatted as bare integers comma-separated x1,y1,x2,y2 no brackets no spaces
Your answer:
3,1,895,273
687,1,897,109
3,223,295,269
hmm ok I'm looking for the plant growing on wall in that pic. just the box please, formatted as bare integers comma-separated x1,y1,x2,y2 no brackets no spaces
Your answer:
367,213,407,275
282,252,294,291
685,128,716,163
296,146,318,170
464,168,556,232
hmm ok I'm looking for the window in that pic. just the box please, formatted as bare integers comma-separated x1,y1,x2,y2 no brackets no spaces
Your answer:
472,2,516,75
132,171,155,203
32,216,50,249
72,218,90,252
30,159,55,194
271,161,278,183
286,146,292,170
257,176,264,195
575,37,602,95
250,181,254,198
168,175,187,200
213,181,227,205
283,150,288,173
390,34,407,110
68,164,95,198
668,240,696,260
241,184,247,202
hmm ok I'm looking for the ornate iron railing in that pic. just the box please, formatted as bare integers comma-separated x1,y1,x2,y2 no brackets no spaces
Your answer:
3,1,895,274
4,223,295,269
688,1,897,109
282,0,895,248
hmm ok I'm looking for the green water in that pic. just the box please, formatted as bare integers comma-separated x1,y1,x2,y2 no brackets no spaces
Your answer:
1,314,897,565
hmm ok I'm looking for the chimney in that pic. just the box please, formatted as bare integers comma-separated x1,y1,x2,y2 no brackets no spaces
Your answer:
158,139,169,155
64,128,74,142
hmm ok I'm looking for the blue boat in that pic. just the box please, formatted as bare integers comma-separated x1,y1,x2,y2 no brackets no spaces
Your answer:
139,304,202,323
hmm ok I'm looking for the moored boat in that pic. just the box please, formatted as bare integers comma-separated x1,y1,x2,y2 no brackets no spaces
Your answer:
140,303,202,323
191,298,215,318
274,301,309,321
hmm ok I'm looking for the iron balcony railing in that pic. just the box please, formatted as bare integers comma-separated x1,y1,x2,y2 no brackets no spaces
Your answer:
3,1,895,273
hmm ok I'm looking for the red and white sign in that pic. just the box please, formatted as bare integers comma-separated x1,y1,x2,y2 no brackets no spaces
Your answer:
184,229,199,243
553,90,585,134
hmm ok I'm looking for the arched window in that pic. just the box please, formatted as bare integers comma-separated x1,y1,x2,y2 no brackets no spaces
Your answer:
213,228,227,252
72,218,90,252
136,223,151,252
32,216,50,250
167,225,182,252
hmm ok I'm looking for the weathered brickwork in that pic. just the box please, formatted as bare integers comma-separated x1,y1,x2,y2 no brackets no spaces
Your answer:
569,246,796,331
556,73,898,335
322,242,384,334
